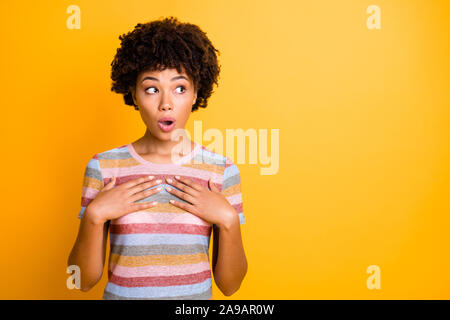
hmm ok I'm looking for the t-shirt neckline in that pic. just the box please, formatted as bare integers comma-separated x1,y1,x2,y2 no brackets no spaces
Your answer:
127,141,201,167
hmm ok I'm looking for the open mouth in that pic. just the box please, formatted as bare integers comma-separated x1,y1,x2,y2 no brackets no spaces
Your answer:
158,119,176,132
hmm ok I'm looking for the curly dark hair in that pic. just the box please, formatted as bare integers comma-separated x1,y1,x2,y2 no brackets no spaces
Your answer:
110,16,221,112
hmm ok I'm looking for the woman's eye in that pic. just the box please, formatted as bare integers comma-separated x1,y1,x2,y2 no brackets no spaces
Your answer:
146,87,157,94
176,86,186,93
145,86,185,94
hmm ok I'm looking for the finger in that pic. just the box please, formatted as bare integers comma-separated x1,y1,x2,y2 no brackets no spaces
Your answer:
166,185,197,205
130,200,158,212
129,186,163,202
174,175,204,191
208,177,220,192
166,177,199,196
102,176,116,190
121,175,156,189
169,199,197,214
128,178,162,196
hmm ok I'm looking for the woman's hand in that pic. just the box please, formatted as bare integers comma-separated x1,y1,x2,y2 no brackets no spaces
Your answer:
165,176,238,228
85,175,163,224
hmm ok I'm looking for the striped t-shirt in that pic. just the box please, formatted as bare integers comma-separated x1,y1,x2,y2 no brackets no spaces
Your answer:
78,141,245,300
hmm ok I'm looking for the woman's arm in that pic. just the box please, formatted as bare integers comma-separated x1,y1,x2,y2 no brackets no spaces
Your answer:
67,207,110,292
162,174,248,296
212,213,248,296
68,175,161,292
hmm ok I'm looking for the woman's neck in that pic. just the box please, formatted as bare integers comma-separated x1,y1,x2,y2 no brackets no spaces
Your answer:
133,130,195,158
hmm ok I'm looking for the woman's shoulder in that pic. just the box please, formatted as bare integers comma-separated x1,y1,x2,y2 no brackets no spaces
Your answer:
195,143,234,169
82,144,132,173
90,143,131,160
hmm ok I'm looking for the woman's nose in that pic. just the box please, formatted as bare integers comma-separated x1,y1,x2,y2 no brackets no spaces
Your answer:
160,103,172,111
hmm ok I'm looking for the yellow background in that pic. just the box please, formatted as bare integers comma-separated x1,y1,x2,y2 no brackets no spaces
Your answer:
1,0,449,299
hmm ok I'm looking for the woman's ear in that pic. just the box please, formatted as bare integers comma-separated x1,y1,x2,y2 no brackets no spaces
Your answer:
192,92,197,105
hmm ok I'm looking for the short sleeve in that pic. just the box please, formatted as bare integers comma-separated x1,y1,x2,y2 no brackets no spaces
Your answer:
78,155,104,219
220,158,245,225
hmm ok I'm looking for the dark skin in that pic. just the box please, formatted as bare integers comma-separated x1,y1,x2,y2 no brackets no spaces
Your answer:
130,66,197,161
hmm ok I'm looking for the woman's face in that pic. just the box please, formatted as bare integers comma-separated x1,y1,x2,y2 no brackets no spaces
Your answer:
131,67,197,142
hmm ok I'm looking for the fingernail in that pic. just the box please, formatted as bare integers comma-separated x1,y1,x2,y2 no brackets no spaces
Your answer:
156,187,162,191
148,175,154,179
175,175,180,179
156,179,162,184
166,178,172,183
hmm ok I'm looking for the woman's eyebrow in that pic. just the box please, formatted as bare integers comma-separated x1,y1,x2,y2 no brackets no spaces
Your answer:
141,75,188,82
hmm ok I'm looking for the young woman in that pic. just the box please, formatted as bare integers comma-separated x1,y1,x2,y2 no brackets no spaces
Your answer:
68,16,247,300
